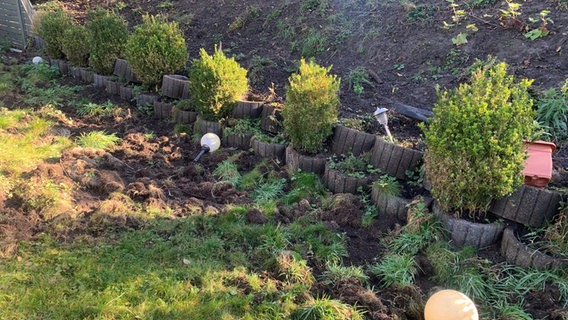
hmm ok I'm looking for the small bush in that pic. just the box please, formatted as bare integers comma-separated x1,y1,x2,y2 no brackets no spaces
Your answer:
86,9,128,75
420,62,535,215
36,9,72,59
125,15,188,89
61,24,90,67
282,59,340,154
189,47,248,120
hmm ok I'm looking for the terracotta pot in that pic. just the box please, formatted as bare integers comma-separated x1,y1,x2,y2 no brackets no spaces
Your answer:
331,125,376,156
522,140,556,188
369,137,423,180
501,227,567,271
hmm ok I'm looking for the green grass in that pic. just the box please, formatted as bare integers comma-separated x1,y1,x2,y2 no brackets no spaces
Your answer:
76,131,121,150
0,107,71,174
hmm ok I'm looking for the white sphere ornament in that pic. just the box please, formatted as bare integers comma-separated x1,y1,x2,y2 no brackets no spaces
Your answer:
424,289,478,320
201,133,221,152
32,56,44,65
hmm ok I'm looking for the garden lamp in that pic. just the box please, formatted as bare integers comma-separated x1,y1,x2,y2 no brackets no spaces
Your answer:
32,56,44,64
373,107,394,143
193,133,221,162
424,289,478,320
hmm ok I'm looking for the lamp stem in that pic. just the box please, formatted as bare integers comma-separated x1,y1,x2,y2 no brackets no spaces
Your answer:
193,145,211,162
384,125,394,143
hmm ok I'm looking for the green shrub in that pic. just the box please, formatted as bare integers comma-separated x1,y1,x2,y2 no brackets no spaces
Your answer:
61,24,90,67
125,15,188,89
282,59,339,154
188,47,248,120
86,9,128,75
36,9,72,59
420,62,535,215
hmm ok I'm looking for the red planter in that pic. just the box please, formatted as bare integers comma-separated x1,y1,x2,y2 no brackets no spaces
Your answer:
523,141,555,188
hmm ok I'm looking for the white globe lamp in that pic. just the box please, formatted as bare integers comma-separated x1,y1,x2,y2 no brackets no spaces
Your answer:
424,289,478,320
193,133,221,162
32,56,44,65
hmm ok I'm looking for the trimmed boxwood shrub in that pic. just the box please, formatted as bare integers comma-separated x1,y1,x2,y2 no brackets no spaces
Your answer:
36,9,72,59
282,59,340,154
61,24,90,67
125,15,188,89
86,9,128,75
188,47,248,121
420,62,535,215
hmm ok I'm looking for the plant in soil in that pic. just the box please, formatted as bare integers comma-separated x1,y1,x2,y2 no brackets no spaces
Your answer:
521,201,568,259
85,9,128,75
125,14,188,90
282,58,340,154
535,80,568,143
61,24,90,67
372,174,402,197
188,46,248,121
327,152,379,179
223,118,261,137
420,61,535,217
76,131,121,150
35,8,72,59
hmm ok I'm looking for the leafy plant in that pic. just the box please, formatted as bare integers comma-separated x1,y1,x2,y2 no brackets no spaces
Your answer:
372,174,401,197
223,118,261,137
189,47,248,120
420,62,535,215
86,9,128,75
535,85,568,142
76,100,120,118
253,132,287,145
125,15,188,89
339,114,376,132
541,202,568,258
252,177,286,202
36,9,72,59
320,264,368,286
76,131,121,150
61,24,90,67
282,171,328,205
282,59,340,154
525,9,553,40
347,67,372,96
328,153,378,179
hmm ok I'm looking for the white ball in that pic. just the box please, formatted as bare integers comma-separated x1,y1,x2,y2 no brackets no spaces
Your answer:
32,56,44,65
424,289,478,320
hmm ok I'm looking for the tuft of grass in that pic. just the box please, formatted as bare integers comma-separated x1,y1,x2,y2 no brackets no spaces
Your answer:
76,100,121,118
291,296,365,320
282,171,328,205
301,28,328,58
252,177,286,202
347,67,372,96
214,160,241,186
321,264,368,286
372,174,402,197
368,253,417,288
76,131,121,150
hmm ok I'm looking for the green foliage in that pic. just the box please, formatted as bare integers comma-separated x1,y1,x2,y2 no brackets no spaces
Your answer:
541,203,568,258
36,9,72,59
368,253,417,288
283,59,340,153
420,62,535,214
347,67,372,96
301,29,328,58
320,264,368,286
76,131,121,150
282,171,328,205
223,118,261,137
61,24,90,67
86,9,128,75
189,47,248,120
327,153,378,179
291,297,364,320
214,160,241,186
372,174,401,197
535,86,568,142
76,100,119,118
125,15,188,89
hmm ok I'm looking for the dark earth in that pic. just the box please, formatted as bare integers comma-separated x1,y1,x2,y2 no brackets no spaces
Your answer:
2,0,568,318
